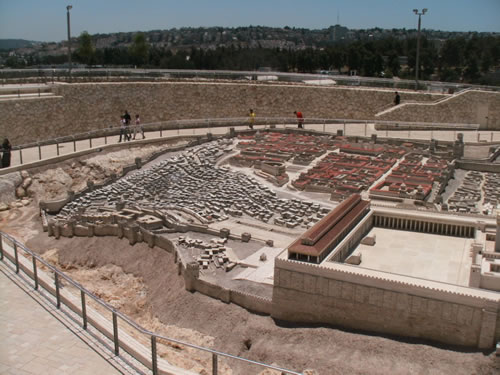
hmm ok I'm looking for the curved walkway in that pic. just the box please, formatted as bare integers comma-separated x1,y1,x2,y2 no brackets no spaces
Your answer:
3,122,500,171
0,263,135,375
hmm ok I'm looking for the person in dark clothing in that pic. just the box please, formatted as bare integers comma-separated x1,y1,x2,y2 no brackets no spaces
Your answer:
394,91,401,106
1,138,12,168
123,110,131,125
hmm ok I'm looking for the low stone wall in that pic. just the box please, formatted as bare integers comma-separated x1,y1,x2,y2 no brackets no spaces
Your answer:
377,90,500,130
272,257,500,348
1,81,445,145
456,160,500,173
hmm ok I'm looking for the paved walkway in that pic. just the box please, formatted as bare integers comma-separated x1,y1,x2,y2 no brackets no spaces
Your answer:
0,264,128,375
4,124,500,170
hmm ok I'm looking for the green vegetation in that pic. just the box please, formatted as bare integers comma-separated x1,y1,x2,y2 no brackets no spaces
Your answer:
2,26,499,85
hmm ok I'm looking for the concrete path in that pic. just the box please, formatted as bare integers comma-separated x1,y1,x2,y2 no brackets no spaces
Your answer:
4,124,500,170
0,264,129,375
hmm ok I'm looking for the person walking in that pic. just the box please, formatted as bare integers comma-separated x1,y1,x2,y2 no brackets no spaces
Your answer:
133,114,145,139
294,111,304,129
1,138,12,168
248,109,256,130
118,116,127,142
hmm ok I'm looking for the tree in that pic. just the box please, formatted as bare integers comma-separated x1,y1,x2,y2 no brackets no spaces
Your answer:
77,31,95,66
129,32,150,67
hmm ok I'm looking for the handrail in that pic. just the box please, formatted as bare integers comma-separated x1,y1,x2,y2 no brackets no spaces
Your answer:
0,230,303,375
10,116,481,152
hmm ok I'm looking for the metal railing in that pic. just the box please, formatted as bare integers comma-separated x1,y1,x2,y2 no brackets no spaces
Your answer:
2,68,500,93
0,230,302,375
3,116,482,169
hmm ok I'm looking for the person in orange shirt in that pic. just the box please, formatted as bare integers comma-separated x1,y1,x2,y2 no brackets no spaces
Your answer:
294,111,304,128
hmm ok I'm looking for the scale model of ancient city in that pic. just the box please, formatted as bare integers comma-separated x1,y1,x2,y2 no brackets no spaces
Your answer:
2,80,500,373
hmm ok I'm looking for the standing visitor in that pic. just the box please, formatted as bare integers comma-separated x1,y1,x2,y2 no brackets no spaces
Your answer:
133,114,145,139
294,111,304,129
248,109,256,129
394,91,401,106
1,138,12,168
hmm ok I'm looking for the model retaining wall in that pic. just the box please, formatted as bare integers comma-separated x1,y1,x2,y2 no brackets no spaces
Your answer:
272,257,500,348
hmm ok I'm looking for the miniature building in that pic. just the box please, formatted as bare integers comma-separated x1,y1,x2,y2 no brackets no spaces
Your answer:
287,194,370,263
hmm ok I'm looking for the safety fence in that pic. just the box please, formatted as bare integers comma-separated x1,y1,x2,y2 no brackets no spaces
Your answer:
0,230,303,375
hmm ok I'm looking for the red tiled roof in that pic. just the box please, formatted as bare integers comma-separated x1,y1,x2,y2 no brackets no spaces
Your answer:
288,196,369,257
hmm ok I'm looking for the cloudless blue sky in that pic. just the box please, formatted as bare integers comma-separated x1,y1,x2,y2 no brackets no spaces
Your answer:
1,0,499,42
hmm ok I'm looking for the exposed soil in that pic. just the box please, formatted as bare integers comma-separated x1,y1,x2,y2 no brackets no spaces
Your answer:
1,204,499,375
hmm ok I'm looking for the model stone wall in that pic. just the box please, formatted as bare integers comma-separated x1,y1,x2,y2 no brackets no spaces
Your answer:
377,90,500,129
1,82,443,145
272,257,500,348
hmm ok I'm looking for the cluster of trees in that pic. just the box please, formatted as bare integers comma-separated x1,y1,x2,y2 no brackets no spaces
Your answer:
8,31,500,85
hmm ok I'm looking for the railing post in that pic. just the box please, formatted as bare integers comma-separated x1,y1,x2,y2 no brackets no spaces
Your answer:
323,120,325,133
73,139,76,152
19,149,23,165
364,121,367,136
55,273,61,308
38,88,41,97
343,121,346,135
81,290,87,330
0,235,3,260
56,142,60,156
14,243,19,273
112,311,119,355
89,135,92,149
151,336,158,375
104,133,107,145
212,353,218,375
33,256,38,290
38,143,42,160
160,125,163,138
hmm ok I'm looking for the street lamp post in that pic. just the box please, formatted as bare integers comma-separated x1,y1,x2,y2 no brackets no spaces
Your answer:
66,5,73,79
413,8,427,90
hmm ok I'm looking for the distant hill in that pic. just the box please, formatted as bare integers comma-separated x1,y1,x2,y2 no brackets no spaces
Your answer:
0,39,36,50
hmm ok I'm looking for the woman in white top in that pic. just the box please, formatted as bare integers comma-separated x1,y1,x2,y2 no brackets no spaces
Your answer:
133,114,145,139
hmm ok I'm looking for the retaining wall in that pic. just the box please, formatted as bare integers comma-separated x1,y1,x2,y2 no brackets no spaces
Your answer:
377,90,500,130
271,257,500,348
1,82,445,144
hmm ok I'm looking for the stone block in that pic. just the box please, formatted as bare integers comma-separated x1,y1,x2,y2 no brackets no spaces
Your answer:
360,235,376,246
220,228,230,238
241,232,251,242
345,251,362,265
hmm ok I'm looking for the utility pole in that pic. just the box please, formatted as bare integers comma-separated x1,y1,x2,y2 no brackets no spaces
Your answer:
67,5,73,80
413,8,427,90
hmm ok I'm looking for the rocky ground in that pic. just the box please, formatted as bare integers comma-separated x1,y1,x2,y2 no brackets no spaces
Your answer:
1,143,499,374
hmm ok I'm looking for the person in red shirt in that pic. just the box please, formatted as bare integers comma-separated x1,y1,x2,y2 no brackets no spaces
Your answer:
294,111,304,129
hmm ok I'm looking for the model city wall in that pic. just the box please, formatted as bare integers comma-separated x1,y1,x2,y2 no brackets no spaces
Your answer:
272,255,500,349
6,81,500,145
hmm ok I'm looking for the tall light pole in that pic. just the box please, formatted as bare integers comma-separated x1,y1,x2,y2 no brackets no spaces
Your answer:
413,8,427,90
66,5,73,77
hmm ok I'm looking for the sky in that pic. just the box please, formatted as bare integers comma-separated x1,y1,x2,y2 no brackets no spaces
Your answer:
0,0,499,43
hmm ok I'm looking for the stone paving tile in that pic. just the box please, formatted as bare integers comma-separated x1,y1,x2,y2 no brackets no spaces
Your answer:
0,268,124,375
